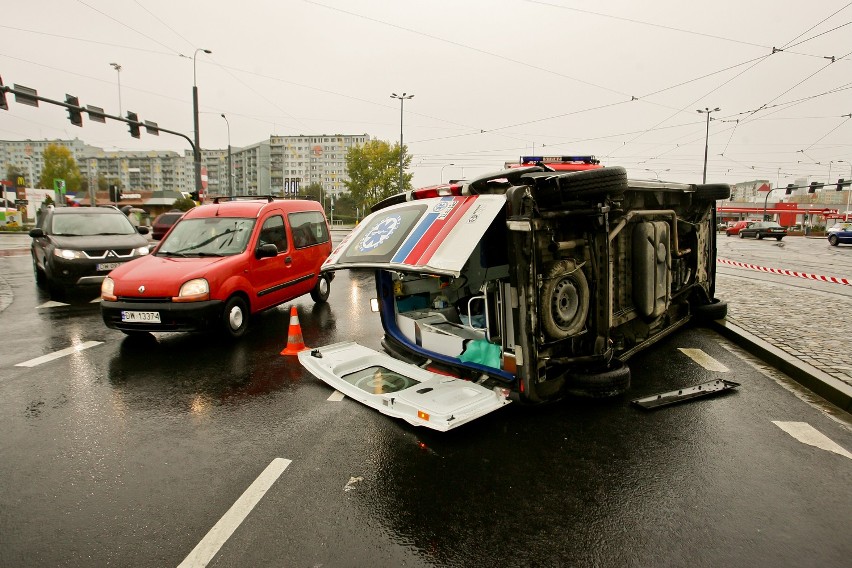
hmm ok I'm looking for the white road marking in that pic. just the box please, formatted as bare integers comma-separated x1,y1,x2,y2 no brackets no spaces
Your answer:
37,300,69,308
327,390,345,401
178,458,292,568
14,341,102,367
678,348,729,372
772,421,852,460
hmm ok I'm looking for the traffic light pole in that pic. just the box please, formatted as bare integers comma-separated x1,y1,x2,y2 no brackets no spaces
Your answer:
0,80,197,175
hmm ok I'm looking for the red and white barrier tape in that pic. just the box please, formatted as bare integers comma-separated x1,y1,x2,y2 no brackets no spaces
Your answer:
717,257,852,286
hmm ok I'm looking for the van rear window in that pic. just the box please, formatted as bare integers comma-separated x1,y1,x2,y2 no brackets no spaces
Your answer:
289,211,330,249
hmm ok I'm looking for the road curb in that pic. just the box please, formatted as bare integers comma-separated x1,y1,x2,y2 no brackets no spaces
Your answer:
709,318,852,413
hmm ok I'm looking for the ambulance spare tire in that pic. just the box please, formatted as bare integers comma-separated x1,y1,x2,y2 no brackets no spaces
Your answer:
540,259,589,339
565,359,631,398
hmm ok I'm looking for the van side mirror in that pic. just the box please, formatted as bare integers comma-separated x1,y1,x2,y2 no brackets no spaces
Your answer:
255,243,279,259
137,226,149,235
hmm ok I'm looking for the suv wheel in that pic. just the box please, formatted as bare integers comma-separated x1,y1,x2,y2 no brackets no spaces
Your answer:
222,296,249,338
32,258,46,289
540,259,589,339
310,274,331,303
565,359,631,398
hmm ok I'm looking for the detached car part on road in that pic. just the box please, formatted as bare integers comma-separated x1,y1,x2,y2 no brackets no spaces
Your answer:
300,158,730,431
30,206,151,298
101,196,333,338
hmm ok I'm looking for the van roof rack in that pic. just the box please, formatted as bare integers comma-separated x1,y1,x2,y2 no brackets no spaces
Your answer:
212,194,281,204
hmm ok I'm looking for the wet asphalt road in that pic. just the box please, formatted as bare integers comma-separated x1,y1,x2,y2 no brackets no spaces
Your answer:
1,239,851,567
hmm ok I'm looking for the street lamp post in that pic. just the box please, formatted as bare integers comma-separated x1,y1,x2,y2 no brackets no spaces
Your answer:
440,163,455,183
220,113,233,198
696,107,720,183
192,48,212,201
109,62,122,116
390,92,414,192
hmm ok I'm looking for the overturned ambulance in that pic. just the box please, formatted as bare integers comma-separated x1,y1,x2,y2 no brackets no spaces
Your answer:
299,157,730,431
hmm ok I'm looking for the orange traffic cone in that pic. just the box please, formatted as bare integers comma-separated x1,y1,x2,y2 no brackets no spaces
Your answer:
280,305,309,356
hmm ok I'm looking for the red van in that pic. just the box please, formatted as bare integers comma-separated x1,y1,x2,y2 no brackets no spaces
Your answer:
101,197,333,338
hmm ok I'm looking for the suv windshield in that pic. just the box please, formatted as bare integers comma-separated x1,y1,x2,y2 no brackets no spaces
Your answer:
157,217,255,256
51,212,136,236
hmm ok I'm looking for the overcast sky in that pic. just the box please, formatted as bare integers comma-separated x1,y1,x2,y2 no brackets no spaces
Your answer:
2,0,851,189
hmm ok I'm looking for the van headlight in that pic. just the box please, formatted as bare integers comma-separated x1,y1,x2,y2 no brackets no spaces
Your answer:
173,278,209,302
133,245,150,256
54,248,84,259
101,277,116,301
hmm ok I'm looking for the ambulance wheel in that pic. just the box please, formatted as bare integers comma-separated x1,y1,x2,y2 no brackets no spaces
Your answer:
558,167,628,200
540,259,589,340
694,183,731,201
565,360,631,398
692,298,727,322
310,274,331,303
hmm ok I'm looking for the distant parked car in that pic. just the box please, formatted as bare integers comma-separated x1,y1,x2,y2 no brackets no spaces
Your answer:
827,222,852,246
151,210,184,240
739,221,787,240
726,220,755,236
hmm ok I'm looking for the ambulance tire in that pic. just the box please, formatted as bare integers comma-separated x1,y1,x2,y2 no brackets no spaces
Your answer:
565,360,631,398
694,183,731,201
540,259,589,340
692,298,727,322
558,166,628,200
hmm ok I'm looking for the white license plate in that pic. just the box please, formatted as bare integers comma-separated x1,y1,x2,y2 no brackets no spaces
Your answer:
97,262,121,271
121,311,161,323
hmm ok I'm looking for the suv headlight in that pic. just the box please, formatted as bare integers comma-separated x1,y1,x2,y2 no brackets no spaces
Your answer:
54,248,84,260
174,278,209,302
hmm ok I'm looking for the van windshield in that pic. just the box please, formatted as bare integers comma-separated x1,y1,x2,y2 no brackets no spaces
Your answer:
157,217,255,256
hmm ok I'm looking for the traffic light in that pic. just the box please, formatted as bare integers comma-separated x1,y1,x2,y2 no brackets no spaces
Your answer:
808,182,818,194
785,183,795,195
837,179,846,191
109,184,122,202
189,190,199,201
127,111,140,139
65,94,82,127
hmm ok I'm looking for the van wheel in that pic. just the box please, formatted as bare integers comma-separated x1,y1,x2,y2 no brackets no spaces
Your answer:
222,296,249,338
693,298,727,322
557,167,628,199
540,259,589,339
310,274,331,303
565,359,630,398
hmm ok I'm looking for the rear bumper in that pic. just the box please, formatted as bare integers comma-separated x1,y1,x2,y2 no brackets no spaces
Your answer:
101,299,225,332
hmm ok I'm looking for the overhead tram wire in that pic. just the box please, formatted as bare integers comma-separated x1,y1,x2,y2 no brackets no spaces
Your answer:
775,1,852,50
801,114,852,152
0,24,174,56
74,0,184,56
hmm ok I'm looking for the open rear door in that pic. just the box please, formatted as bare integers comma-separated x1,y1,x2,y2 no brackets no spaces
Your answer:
299,342,510,432
321,194,506,277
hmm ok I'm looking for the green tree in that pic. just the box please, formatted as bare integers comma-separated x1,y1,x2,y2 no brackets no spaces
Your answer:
38,144,82,192
344,140,411,210
331,192,358,223
79,175,110,194
172,196,197,212
302,182,323,202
